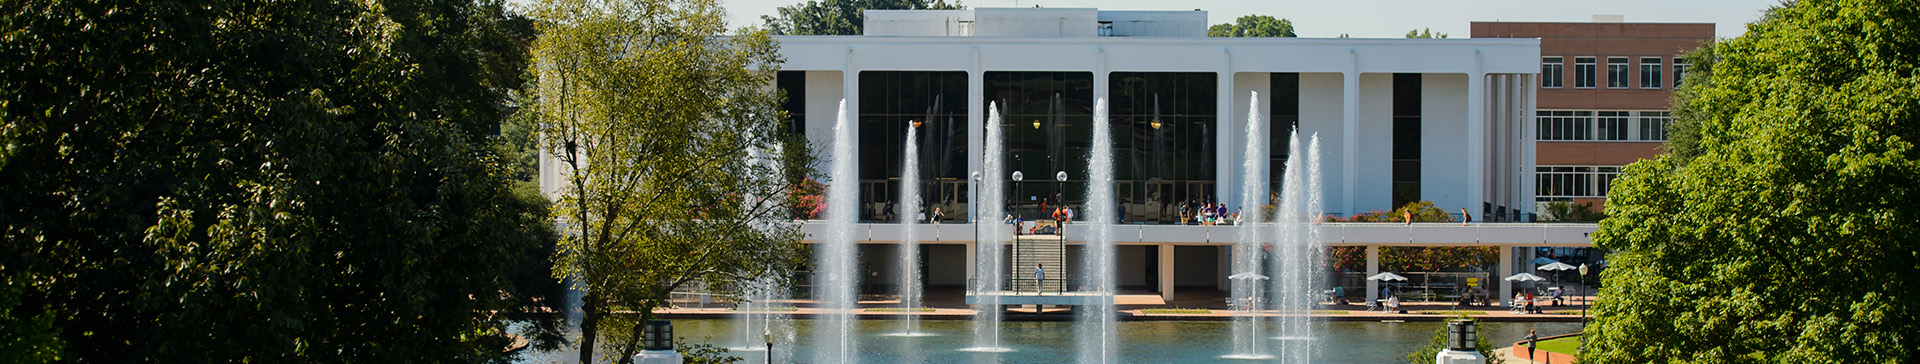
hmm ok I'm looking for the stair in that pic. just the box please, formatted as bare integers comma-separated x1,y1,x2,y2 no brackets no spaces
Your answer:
1010,221,1069,294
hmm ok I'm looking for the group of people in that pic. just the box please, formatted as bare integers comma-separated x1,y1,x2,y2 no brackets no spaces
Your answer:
1179,199,1238,226
877,202,946,223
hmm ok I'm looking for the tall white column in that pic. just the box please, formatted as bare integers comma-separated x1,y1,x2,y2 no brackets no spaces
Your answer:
1466,72,1486,218
967,48,983,220
1159,244,1177,301
1364,245,1380,303
1216,49,1235,208
1342,54,1360,215
1499,245,1513,306
1521,74,1538,220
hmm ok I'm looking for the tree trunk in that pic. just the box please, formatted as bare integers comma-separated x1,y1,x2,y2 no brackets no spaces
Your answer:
616,304,656,364
578,292,602,364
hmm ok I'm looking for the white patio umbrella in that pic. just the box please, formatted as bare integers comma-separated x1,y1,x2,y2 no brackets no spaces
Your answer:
1366,272,1409,281
1537,262,1578,287
1228,272,1270,281
1503,273,1547,282
1536,262,1577,271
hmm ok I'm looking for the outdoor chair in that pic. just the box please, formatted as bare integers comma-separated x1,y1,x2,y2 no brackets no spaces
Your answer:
1508,300,1527,314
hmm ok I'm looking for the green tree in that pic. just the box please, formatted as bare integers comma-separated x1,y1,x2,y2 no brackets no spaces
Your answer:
1405,28,1448,38
0,0,551,362
1326,201,1498,273
1586,1,1919,363
761,0,963,35
529,0,808,361
1540,201,1607,222
1661,40,1721,161
1207,15,1296,38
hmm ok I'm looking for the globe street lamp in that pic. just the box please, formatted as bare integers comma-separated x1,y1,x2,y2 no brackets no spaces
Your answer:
1580,263,1591,346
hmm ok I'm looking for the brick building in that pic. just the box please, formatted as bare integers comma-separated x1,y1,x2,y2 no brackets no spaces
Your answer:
1472,18,1713,216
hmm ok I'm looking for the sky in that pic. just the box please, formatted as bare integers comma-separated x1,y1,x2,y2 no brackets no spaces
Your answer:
715,0,1781,39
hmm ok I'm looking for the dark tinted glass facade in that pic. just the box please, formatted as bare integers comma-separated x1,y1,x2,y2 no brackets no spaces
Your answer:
1391,73,1422,208
986,72,1095,219
1270,73,1300,204
1107,72,1217,223
858,71,969,222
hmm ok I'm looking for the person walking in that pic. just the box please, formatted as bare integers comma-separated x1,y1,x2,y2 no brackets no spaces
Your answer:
1524,329,1539,363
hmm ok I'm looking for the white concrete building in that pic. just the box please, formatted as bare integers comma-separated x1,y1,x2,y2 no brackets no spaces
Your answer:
619,8,1591,308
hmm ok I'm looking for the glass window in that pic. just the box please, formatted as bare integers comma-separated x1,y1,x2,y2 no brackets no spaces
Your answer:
1597,111,1631,141
1574,57,1596,88
1638,111,1671,141
1674,57,1691,88
1639,57,1663,89
1536,165,1625,198
1541,57,1564,88
1104,72,1217,223
1536,110,1593,141
1606,57,1629,89
858,71,970,222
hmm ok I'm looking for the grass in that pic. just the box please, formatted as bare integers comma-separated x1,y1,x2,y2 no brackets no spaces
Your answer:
1141,308,1212,314
1312,310,1348,315
1416,310,1487,316
1532,335,1583,357
863,307,937,312
1544,309,1588,315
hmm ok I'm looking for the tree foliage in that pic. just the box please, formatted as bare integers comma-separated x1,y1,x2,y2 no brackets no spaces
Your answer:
1586,1,1919,362
1207,15,1296,38
529,0,807,361
1326,201,1498,273
1539,201,1607,222
0,0,552,362
761,0,963,35
1404,28,1448,39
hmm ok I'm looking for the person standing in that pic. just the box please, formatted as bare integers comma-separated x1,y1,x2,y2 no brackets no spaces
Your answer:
1403,209,1413,225
1461,208,1472,226
1034,263,1046,294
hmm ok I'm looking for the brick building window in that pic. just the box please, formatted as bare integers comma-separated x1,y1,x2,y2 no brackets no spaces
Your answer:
1574,57,1596,88
1537,110,1593,141
1674,57,1691,87
1536,166,1622,199
1541,57,1564,88
1639,57,1663,89
1639,111,1671,140
1597,111,1632,140
1606,57,1629,89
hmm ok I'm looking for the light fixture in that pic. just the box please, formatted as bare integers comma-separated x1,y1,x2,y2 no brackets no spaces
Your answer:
1150,118,1163,129
1012,171,1024,182
1055,171,1068,182
912,119,923,128
1033,119,1042,129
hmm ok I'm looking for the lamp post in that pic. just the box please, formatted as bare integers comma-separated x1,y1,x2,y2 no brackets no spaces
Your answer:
764,330,772,364
1579,263,1590,346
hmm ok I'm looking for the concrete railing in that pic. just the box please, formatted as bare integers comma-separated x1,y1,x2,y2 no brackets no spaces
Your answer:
798,221,1598,247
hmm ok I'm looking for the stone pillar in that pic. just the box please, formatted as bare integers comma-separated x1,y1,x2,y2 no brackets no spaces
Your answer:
1365,245,1380,303
1159,244,1177,301
1466,71,1485,220
967,48,983,221
1341,63,1360,215
1499,245,1513,306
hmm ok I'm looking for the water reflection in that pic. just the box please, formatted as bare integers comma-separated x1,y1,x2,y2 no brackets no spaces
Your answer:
516,319,1580,364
